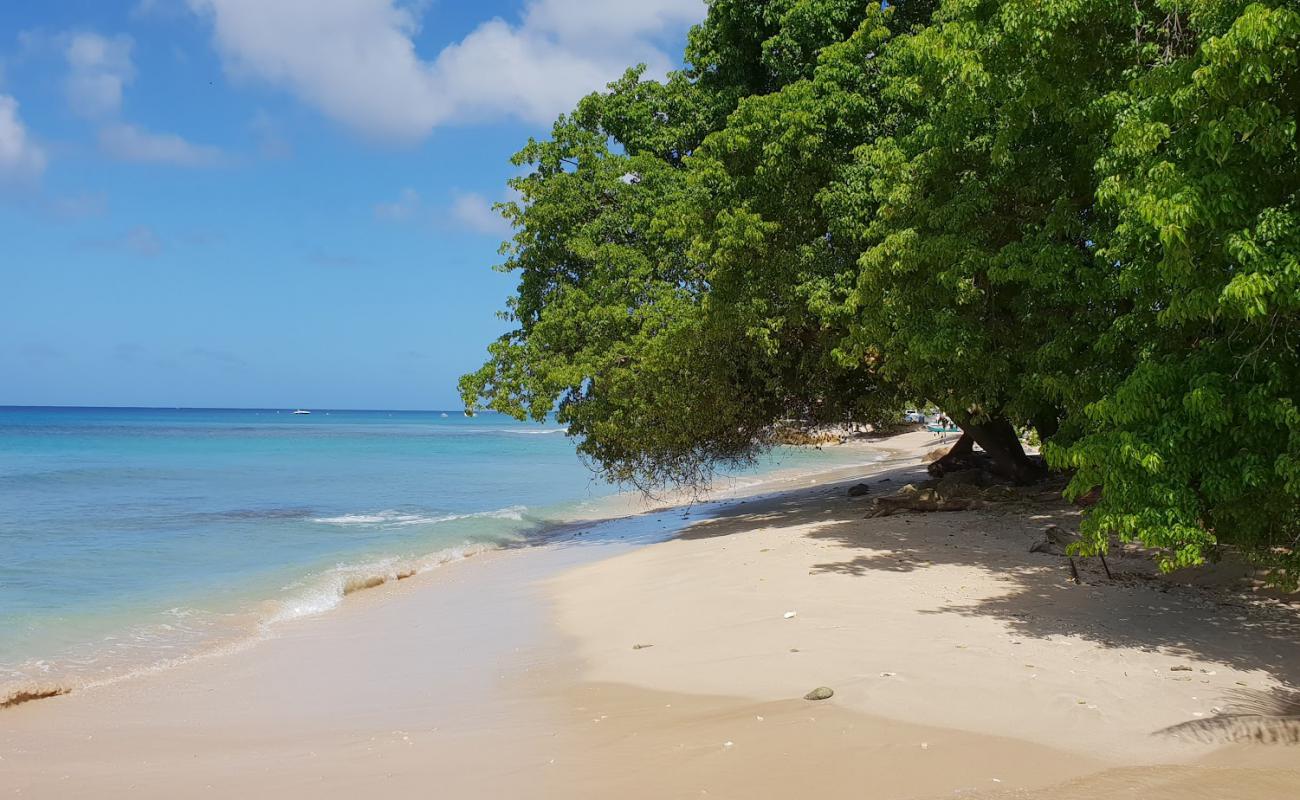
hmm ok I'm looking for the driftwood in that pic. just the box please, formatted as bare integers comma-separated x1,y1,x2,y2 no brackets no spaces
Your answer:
865,471,1018,517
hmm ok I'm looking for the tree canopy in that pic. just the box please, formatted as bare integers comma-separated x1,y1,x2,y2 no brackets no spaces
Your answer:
462,0,1300,582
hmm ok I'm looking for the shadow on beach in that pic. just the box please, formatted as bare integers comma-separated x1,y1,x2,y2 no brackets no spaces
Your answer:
678,459,1300,692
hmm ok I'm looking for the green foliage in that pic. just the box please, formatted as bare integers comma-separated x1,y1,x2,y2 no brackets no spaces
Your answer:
464,0,1300,581
1049,0,1300,581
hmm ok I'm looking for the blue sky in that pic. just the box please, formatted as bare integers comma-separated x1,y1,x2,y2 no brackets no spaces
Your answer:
0,0,703,409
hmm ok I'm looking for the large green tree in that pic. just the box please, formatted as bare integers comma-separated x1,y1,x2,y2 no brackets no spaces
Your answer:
816,0,1148,482
1051,0,1300,578
464,0,1300,580
461,0,900,488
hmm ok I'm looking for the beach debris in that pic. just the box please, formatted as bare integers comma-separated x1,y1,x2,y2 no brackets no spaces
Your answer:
920,742,929,750
723,741,734,748
1,686,71,710
880,671,896,677
632,643,654,650
865,480,992,517
804,687,834,701
847,483,872,498
1030,524,1080,555
1170,665,1193,671
394,569,416,580
783,611,797,619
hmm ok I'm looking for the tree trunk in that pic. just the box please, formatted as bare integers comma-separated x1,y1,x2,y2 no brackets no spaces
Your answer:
928,417,1045,485
927,432,975,475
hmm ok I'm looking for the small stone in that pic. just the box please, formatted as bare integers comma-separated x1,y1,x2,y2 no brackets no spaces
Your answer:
847,483,871,498
632,643,654,650
804,687,834,701
783,611,797,619
1170,665,1193,672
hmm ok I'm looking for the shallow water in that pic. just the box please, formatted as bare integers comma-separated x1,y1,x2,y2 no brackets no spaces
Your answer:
0,406,868,693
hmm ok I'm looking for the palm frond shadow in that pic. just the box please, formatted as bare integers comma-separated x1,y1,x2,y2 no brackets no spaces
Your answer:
1157,688,1300,744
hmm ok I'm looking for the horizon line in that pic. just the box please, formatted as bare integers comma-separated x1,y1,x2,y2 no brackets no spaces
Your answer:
0,404,497,414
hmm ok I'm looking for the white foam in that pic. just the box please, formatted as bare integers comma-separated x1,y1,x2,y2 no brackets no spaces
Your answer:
266,542,495,625
313,506,526,527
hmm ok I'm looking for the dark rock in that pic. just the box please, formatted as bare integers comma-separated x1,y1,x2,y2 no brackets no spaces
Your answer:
804,686,834,701
847,483,872,498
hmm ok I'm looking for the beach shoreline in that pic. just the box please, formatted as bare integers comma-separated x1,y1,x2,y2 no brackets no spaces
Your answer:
0,425,892,707
4,429,1299,798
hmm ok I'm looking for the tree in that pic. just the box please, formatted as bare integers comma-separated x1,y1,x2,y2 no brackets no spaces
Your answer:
463,0,1300,582
1050,0,1300,579
461,1,900,489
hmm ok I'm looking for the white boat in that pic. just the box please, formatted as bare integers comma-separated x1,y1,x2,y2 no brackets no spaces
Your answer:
292,409,311,415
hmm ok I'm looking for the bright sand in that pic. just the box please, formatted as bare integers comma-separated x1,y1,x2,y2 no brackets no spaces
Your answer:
4,431,1299,798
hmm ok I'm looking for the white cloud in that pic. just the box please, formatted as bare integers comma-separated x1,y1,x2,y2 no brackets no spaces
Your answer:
99,123,226,167
64,32,135,118
522,0,704,44
375,187,510,236
374,186,423,222
188,0,705,142
450,192,509,236
0,94,46,181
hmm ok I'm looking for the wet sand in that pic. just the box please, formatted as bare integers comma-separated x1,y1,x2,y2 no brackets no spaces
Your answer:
4,431,1298,798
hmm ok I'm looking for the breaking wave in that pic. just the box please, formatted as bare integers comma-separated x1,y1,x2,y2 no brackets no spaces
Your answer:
312,506,527,527
267,543,495,624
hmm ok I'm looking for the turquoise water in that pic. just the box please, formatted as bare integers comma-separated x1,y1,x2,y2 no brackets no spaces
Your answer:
0,406,868,693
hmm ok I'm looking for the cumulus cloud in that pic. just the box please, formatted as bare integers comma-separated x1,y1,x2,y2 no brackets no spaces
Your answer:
188,0,705,142
23,28,228,167
0,94,46,181
374,187,510,236
64,32,136,118
450,192,509,236
99,123,226,167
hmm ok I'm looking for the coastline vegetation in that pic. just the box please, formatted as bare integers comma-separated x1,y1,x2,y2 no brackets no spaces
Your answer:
462,0,1299,583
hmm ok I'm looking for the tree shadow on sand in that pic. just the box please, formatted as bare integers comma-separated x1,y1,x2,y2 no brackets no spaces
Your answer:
679,460,1300,692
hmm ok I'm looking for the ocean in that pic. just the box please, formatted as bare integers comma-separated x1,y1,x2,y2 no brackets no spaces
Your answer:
0,406,868,697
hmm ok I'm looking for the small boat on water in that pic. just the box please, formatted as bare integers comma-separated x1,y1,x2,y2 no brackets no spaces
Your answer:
292,409,311,415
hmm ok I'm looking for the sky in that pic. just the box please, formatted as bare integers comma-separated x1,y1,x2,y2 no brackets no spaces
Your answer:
0,0,705,410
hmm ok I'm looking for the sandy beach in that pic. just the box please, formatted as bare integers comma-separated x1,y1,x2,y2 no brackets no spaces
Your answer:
4,430,1299,798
